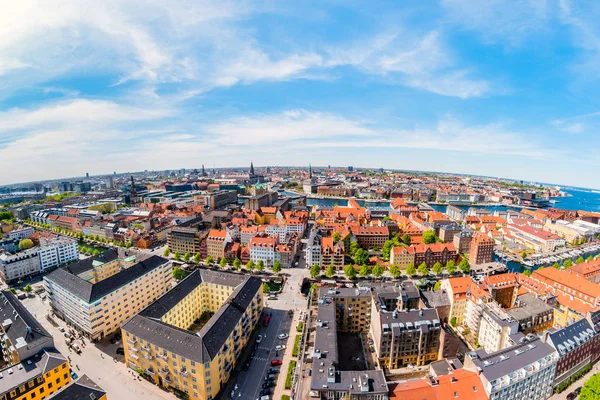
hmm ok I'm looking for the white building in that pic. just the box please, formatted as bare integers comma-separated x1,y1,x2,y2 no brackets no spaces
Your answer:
478,306,519,353
0,249,41,283
249,235,277,266
7,226,34,241
305,230,321,267
37,238,78,271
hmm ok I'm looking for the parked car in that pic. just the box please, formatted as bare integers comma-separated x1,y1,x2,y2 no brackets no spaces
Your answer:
256,335,263,344
263,381,275,389
260,389,272,396
270,359,282,366
267,367,279,374
278,333,288,340
567,392,577,400
70,371,78,380
274,345,285,351
58,327,65,333
116,347,125,355
264,374,277,381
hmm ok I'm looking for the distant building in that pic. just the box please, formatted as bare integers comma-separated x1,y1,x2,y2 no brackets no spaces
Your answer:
37,237,78,271
470,234,495,265
453,229,474,253
167,227,201,255
207,189,237,209
7,226,34,241
0,249,41,283
446,205,467,221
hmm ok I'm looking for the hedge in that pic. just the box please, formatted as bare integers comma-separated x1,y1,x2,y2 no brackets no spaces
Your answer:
285,360,296,390
296,322,303,332
292,335,301,357
554,364,592,393
281,396,291,400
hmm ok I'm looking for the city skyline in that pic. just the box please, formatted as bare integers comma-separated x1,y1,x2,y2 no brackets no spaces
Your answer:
1,1,600,187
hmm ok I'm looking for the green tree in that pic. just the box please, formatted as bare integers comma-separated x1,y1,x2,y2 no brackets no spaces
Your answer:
219,258,227,268
402,234,411,246
423,230,437,244
389,264,401,278
344,265,357,280
23,284,32,293
193,253,201,264
172,267,187,280
325,264,335,278
372,264,384,278
564,259,573,268
183,252,191,262
446,260,457,274
350,241,360,257
233,258,242,270
433,281,441,291
256,260,265,271
18,239,34,250
354,248,369,265
272,261,282,274
246,260,255,271
580,372,600,400
359,264,371,277
523,269,532,277
432,261,444,276
174,251,181,261
552,262,560,269
163,248,171,257
418,262,430,276
522,251,528,259
576,256,585,264
406,263,417,277
459,259,470,274
310,264,320,278
450,317,457,327
332,231,341,242
206,255,214,265
93,249,100,256
586,255,594,262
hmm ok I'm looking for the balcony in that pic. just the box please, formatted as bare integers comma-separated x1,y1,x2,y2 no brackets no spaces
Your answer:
180,370,190,378
145,369,155,377
129,347,139,353
158,368,169,377
156,353,168,361
141,345,151,352
143,354,153,361
129,354,139,361
127,338,137,345
164,376,172,384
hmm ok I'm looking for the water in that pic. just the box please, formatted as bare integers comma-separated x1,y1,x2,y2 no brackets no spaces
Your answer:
500,248,600,273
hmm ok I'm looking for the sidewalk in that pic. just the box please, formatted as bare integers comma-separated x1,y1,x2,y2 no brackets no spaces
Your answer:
549,363,600,400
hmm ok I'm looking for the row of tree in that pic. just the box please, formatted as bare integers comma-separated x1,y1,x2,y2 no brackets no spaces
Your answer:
27,220,133,248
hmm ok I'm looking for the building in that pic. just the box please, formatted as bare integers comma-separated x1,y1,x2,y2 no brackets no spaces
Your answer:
439,223,462,243
470,234,495,265
47,375,107,400
440,277,471,325
324,287,373,332
478,306,519,353
506,294,554,335
464,283,492,336
569,258,600,284
531,267,600,309
121,270,263,400
453,230,474,254
353,226,389,250
205,229,231,261
207,190,237,210
0,290,72,400
248,235,277,267
464,335,558,400
37,238,78,271
0,249,41,284
390,366,487,400
320,237,344,270
167,227,201,255
483,274,519,309
506,224,566,252
44,252,172,340
305,229,321,267
7,227,34,241
244,192,278,211
545,318,600,387
446,205,467,222
310,288,388,400
391,243,458,269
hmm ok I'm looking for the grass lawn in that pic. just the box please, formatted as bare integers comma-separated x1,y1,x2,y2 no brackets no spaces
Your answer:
285,360,296,390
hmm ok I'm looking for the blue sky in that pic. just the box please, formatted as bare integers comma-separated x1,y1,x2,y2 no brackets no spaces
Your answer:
1,0,600,187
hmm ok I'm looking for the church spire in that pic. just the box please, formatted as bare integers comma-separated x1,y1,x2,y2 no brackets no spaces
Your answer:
309,164,312,179
250,161,255,175
201,164,206,177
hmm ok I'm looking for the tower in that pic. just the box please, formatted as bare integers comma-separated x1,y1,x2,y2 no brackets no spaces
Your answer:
250,161,255,176
130,175,139,204
201,164,206,177
309,164,312,179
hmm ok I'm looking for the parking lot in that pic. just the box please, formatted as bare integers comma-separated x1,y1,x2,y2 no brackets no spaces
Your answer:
19,288,176,400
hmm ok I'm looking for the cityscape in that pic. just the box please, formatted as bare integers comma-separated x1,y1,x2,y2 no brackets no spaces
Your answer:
2,2,600,400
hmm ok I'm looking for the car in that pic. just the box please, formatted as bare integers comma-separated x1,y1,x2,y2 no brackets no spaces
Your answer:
278,333,288,340
70,371,78,380
260,389,272,396
574,387,582,395
256,335,263,344
566,392,577,400
274,345,285,351
63,332,71,339
262,381,275,389
267,367,279,374
58,327,65,333
116,347,125,355
264,374,277,381
271,359,282,366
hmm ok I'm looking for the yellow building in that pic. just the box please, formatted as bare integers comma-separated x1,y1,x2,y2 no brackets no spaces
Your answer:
440,277,471,325
122,269,263,400
544,221,583,243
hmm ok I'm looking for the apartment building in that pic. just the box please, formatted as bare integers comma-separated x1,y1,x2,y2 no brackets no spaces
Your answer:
478,306,519,353
0,249,41,284
320,237,344,270
531,267,600,308
413,243,458,268
483,274,519,309
544,221,585,243
353,226,389,249
453,229,474,253
390,366,487,400
506,294,554,335
446,205,467,221
506,224,566,252
47,375,107,400
248,235,276,267
44,253,172,341
7,227,34,241
569,259,600,284
205,229,231,260
167,227,201,255
438,223,462,243
440,277,471,325
37,238,78,271
323,287,372,332
545,318,600,387
305,229,321,267
311,289,388,400
470,234,495,265
464,283,492,335
368,281,421,312
0,290,73,400
122,270,263,400
464,335,558,400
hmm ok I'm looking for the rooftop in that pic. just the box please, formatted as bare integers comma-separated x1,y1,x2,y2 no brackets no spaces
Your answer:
47,375,106,400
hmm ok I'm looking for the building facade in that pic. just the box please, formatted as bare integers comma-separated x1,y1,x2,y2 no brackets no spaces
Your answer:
167,227,201,255
0,249,41,284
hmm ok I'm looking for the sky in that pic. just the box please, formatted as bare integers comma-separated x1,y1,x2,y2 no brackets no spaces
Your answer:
1,0,600,188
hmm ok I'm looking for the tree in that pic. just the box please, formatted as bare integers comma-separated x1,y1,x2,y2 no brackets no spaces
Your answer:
332,231,341,242
450,317,457,327
219,258,227,268
359,264,371,277
193,253,201,264
423,230,437,244
344,265,356,280
432,261,444,276
310,264,321,278
350,241,360,257
563,259,573,268
183,252,191,262
523,269,532,277
206,255,214,265
552,262,560,269
18,239,34,250
382,240,394,261
173,267,187,280
93,249,100,256
459,259,470,274
272,261,282,274
389,264,401,278
418,262,430,276
406,263,417,277
580,372,600,400
125,242,132,248
522,251,528,259
325,264,336,278
246,260,255,271
433,281,441,291
587,255,594,262
354,248,369,265
402,234,411,246
256,260,265,272
23,284,32,293
174,251,181,261
446,260,457,275
233,258,242,270
372,264,384,278
576,256,585,264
